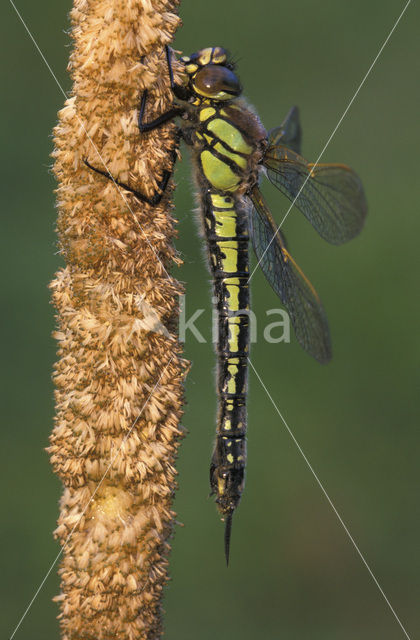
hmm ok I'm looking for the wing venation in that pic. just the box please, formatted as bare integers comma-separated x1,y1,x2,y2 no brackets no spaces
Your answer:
264,145,367,244
248,186,331,363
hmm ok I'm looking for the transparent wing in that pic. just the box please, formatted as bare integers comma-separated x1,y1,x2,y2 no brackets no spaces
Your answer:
267,105,302,155
249,186,331,364
264,145,367,245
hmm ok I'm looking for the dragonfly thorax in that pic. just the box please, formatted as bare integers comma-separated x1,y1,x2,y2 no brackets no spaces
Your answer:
191,101,266,195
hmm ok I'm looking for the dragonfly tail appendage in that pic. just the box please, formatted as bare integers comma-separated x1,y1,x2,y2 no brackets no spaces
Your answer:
224,512,233,566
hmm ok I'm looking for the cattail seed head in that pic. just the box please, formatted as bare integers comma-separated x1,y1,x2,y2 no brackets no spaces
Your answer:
48,1,187,638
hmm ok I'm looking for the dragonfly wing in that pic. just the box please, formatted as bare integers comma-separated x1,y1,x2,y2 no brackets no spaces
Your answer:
263,145,367,245
267,106,302,155
248,186,331,363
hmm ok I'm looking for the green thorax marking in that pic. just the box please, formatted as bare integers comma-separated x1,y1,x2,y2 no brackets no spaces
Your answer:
207,119,252,155
196,104,254,193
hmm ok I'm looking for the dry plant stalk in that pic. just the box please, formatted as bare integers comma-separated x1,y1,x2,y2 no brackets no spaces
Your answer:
48,1,187,638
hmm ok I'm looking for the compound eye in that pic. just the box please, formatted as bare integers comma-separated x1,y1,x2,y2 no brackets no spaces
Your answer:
193,65,241,99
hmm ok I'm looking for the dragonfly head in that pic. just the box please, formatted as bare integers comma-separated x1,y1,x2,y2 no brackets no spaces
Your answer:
180,47,242,102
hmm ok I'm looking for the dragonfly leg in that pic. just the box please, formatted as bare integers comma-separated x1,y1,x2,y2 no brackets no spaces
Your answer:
138,89,184,133
138,45,187,131
85,46,185,205
83,128,180,206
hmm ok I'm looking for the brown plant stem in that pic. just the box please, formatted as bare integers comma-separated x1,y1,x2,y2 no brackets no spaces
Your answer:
48,1,187,638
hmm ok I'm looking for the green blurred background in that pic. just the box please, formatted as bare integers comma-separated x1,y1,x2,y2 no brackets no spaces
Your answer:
1,1,418,638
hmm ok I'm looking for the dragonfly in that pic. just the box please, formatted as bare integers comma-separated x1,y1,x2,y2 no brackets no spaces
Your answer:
84,46,367,564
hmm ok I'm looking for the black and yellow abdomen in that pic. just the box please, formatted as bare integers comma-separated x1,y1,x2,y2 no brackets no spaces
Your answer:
206,191,250,519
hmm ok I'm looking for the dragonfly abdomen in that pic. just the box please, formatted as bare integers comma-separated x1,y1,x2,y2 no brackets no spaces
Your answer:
202,191,250,521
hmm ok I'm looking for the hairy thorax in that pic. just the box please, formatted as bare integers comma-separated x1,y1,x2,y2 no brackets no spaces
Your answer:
186,98,267,196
